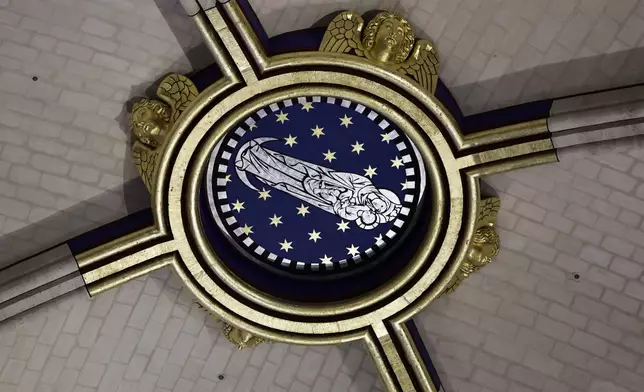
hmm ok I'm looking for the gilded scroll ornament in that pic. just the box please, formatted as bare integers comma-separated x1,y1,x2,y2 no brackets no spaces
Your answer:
444,197,501,295
130,74,199,192
320,11,440,94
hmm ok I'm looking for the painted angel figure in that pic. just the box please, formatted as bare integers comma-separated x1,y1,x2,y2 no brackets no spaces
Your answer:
235,138,402,230
320,11,440,94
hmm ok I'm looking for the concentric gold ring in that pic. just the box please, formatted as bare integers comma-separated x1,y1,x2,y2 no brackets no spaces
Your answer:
158,69,470,341
188,84,444,309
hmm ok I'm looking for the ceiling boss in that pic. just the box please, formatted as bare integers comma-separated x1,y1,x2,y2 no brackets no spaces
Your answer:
321,11,440,94
85,1,555,389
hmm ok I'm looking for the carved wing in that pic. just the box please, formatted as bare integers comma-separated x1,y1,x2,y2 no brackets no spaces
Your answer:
156,74,199,123
320,11,365,55
132,141,158,193
398,40,440,94
478,197,500,227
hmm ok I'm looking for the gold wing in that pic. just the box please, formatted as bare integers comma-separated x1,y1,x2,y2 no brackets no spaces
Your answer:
398,40,440,94
320,11,365,55
132,141,159,193
156,74,199,123
478,197,500,227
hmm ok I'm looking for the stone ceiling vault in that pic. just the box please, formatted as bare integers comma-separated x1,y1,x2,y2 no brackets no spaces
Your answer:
0,0,644,391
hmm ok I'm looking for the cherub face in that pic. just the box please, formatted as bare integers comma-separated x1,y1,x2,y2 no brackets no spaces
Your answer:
373,17,406,62
131,100,170,148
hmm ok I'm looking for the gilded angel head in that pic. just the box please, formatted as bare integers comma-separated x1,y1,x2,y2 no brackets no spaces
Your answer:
130,98,171,148
466,227,500,266
362,12,415,64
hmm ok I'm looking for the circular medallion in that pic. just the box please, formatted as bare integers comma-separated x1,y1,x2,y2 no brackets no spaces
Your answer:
206,96,425,274
163,71,464,340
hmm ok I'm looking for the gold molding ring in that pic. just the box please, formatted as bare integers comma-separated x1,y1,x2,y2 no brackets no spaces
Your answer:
157,71,472,343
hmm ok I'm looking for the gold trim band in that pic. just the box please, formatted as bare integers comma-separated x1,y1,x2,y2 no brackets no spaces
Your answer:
365,321,441,392
205,7,258,83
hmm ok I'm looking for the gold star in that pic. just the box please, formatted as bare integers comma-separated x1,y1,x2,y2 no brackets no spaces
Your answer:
269,214,283,227
284,134,297,147
296,204,310,217
347,244,360,257
364,166,377,179
311,125,325,138
401,181,410,190
381,133,392,143
241,224,253,235
301,102,314,112
232,200,245,213
320,254,333,264
351,141,365,155
323,150,336,163
308,230,322,243
258,188,271,200
275,111,289,124
337,220,350,232
391,157,404,169
224,174,232,183
249,123,257,131
339,114,353,128
279,239,293,252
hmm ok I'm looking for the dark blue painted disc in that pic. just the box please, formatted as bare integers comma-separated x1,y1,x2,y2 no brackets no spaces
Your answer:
205,96,425,274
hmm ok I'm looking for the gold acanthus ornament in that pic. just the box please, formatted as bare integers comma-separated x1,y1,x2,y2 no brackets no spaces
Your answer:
129,73,199,192
320,11,440,94
129,75,264,350
443,198,501,295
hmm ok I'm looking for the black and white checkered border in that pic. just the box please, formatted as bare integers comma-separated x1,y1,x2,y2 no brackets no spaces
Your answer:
208,96,422,274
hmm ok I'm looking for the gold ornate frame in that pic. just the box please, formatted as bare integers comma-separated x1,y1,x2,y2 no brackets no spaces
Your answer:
76,2,556,390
